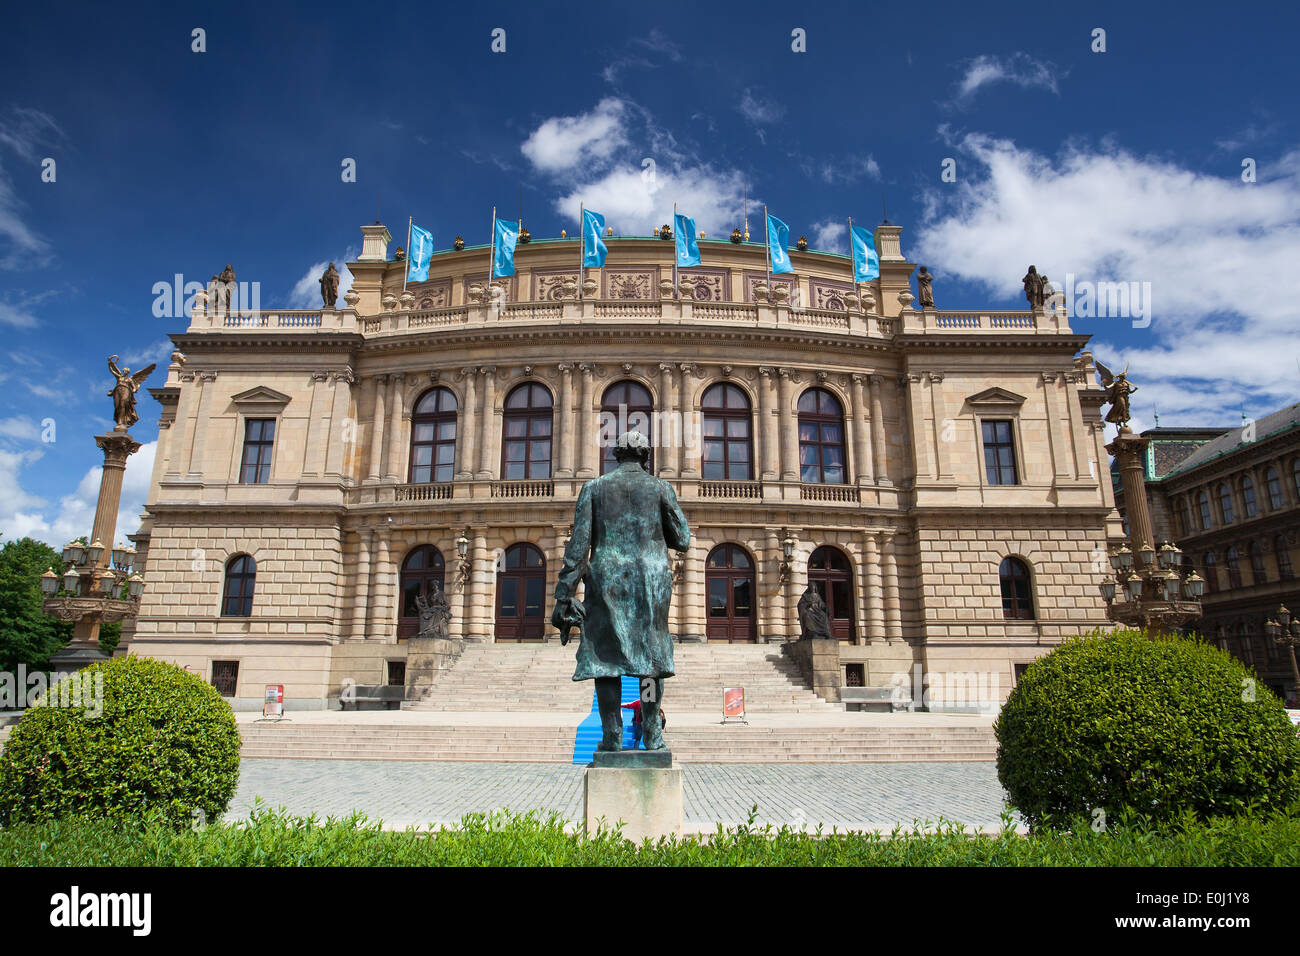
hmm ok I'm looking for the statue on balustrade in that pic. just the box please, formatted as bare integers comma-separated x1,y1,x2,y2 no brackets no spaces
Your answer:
320,262,340,308
797,585,833,641
916,266,935,308
552,431,691,752
1022,265,1046,309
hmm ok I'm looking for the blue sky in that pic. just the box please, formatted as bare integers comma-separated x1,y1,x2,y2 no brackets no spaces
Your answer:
2,0,1298,549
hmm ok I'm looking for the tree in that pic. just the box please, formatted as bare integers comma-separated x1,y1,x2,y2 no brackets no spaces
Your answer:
0,538,72,669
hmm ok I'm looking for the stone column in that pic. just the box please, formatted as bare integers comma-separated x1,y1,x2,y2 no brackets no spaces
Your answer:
577,363,595,477
904,373,931,482
367,374,387,481
678,364,700,478
472,532,491,639
385,372,405,480
683,538,706,641
928,372,951,480
184,371,217,476
869,373,889,484
1041,372,1069,482
658,363,678,478
758,367,778,480
476,366,497,479
352,529,371,640
778,368,798,481
864,531,884,642
369,532,391,639
851,374,873,486
165,372,196,478
765,528,787,641
302,372,331,477
883,532,902,641
324,369,354,478
1064,373,1090,480
457,368,477,480
557,363,575,477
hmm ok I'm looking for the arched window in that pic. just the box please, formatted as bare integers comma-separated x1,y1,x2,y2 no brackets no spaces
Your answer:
1248,540,1267,584
501,383,553,480
1198,491,1212,530
798,388,846,484
1218,484,1235,524
398,545,446,639
409,387,458,484
222,554,256,617
1266,467,1284,510
999,557,1034,620
705,544,757,642
601,380,654,474
1241,475,1257,518
808,545,854,641
495,543,546,641
1204,553,1218,593
701,383,752,481
1225,546,1242,589
1275,536,1294,580
1174,497,1189,536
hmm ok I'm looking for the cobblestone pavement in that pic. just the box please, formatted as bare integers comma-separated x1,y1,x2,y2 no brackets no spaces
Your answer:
231,760,1016,832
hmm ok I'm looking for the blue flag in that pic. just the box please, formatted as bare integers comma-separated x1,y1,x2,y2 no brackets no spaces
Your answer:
766,214,793,274
674,213,700,267
493,219,518,278
851,224,880,282
407,223,433,283
582,208,608,267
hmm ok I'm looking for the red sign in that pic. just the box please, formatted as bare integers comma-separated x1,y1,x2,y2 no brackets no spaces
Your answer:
263,684,284,718
723,687,745,718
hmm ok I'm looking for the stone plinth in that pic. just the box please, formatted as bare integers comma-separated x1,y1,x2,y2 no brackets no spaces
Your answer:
584,756,683,842
782,637,842,703
404,636,464,700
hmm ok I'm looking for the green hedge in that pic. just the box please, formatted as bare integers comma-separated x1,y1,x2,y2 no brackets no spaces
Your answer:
2,805,1299,866
0,656,241,827
995,629,1300,831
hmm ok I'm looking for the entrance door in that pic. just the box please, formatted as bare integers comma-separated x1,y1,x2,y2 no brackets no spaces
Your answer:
705,544,758,643
808,545,855,642
495,543,546,642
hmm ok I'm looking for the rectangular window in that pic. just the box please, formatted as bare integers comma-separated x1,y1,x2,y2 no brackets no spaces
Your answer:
211,660,239,697
240,418,276,484
981,420,1018,485
386,661,406,686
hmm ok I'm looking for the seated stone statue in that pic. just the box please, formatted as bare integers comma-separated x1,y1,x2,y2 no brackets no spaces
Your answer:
414,582,451,640
797,585,833,641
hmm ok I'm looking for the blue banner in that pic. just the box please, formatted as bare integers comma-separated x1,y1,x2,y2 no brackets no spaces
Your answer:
582,208,608,268
674,213,700,267
407,223,433,283
851,224,880,282
766,213,793,274
493,219,518,278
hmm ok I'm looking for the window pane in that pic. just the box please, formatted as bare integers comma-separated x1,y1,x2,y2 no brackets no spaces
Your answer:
732,579,752,616
702,459,724,479
506,441,526,462
799,423,817,442
820,424,842,444
702,417,724,437
801,464,819,482
731,461,751,479
436,444,455,464
726,418,749,438
708,579,728,615
434,463,453,482
727,442,749,462
504,419,528,438
524,577,543,613
499,579,517,615
824,466,844,483
437,421,456,441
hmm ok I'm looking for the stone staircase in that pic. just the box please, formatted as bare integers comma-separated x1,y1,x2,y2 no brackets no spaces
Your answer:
407,642,837,714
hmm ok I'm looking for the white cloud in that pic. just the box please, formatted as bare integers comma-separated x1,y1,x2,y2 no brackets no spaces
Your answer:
807,218,848,254
0,107,62,270
120,338,174,370
914,132,1300,424
552,163,750,239
521,98,628,174
955,53,1061,102
288,260,353,309
0,417,41,441
737,89,784,144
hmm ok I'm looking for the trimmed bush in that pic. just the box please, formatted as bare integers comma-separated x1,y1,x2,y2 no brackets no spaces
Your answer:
995,628,1300,830
0,655,241,827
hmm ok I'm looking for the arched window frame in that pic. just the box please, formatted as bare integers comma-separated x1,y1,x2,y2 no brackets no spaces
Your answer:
1225,546,1243,589
1218,483,1235,525
797,387,847,484
1248,540,1267,584
700,383,754,481
600,380,655,475
999,557,1035,620
221,554,257,617
1198,491,1212,530
1265,466,1284,510
1241,475,1258,519
409,387,458,484
1275,536,1295,580
501,383,554,480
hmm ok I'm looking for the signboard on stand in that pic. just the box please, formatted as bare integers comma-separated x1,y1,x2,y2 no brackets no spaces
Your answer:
263,684,284,719
721,687,747,724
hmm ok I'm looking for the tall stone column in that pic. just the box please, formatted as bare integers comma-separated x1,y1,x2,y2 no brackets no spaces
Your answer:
165,372,196,478
184,371,218,476
883,532,902,641
457,368,477,480
929,372,951,481
471,532,491,639
476,366,497,479
351,529,371,640
1041,372,1068,483
302,372,331,477
1064,373,1090,480
683,538,706,642
367,374,387,481
904,373,931,482
325,368,354,478
1107,430,1156,560
557,363,575,477
864,531,884,642
869,373,889,484
577,363,595,477
678,363,700,478
765,528,787,641
385,372,405,480
778,368,798,481
368,532,391,639
851,374,873,486
758,367,778,480
658,363,678,478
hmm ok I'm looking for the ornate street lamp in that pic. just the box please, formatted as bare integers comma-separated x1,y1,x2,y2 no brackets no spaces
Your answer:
779,528,796,584
1099,578,1116,604
40,568,59,596
1267,605,1300,704
64,540,85,566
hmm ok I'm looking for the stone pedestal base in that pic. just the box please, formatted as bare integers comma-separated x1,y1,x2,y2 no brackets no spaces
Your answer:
403,636,464,701
584,756,683,842
49,643,110,679
782,637,842,702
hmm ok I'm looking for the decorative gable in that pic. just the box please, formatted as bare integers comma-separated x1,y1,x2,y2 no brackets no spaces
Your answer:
229,386,292,415
965,387,1028,411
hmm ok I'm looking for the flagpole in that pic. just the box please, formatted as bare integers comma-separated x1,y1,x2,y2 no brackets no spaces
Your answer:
847,216,853,289
489,206,497,293
673,201,679,300
403,215,413,292
578,202,585,301
763,204,770,288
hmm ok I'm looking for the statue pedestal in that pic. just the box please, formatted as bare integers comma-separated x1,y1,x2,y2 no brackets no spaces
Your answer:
584,751,682,842
403,636,464,701
782,637,842,703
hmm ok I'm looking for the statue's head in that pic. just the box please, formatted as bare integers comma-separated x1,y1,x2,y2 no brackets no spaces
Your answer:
612,430,651,466
1027,264,1037,274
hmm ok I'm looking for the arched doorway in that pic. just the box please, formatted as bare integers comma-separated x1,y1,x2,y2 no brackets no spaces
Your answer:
495,543,546,642
706,544,757,642
398,545,446,639
807,545,854,642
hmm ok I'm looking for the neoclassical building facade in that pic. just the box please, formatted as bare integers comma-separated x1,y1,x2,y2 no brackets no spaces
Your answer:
128,221,1119,708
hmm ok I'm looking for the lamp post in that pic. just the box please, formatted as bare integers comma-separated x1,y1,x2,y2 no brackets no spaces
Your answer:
1265,605,1300,705
778,528,796,584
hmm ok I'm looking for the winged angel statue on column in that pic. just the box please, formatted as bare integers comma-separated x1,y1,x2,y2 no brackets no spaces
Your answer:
1096,360,1138,430
107,355,156,431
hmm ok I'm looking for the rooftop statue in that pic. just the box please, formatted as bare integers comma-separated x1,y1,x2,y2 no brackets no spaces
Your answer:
552,431,691,753
107,355,155,431
320,262,340,308
1022,265,1046,309
1097,361,1139,430
917,265,935,308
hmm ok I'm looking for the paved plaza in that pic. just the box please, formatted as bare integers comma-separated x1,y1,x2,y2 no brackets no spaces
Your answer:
230,759,1018,833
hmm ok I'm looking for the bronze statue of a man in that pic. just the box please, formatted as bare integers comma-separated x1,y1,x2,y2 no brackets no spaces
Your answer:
916,265,935,308
552,431,690,752
320,262,340,308
107,355,156,431
1022,265,1046,309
